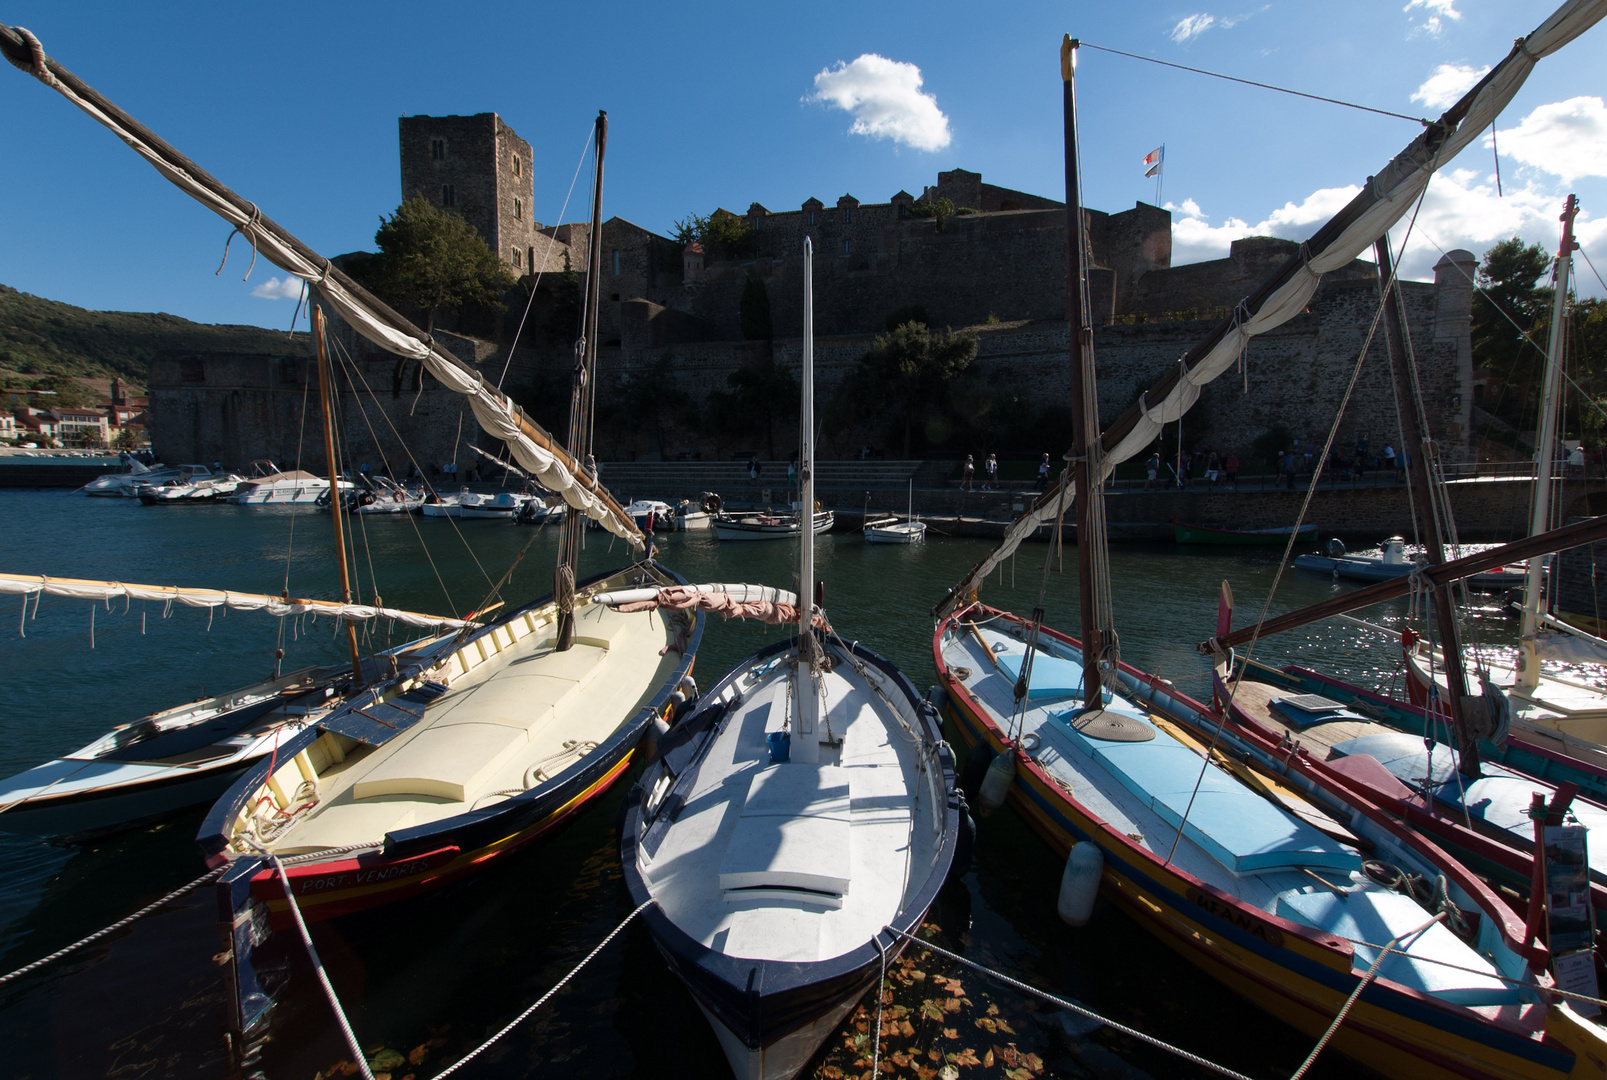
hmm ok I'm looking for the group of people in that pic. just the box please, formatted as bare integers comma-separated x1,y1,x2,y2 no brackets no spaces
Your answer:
1144,449,1239,490
959,452,1014,491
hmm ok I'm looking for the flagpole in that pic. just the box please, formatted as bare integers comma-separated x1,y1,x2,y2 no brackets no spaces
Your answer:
1156,144,1164,206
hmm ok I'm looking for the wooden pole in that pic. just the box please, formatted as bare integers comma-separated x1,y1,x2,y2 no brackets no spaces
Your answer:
312,306,363,683
1375,237,1478,774
1062,36,1102,709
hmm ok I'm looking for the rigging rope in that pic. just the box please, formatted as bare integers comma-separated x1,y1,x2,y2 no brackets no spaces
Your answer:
431,900,653,1080
1077,41,1428,125
883,927,1255,1080
0,865,226,987
497,124,595,392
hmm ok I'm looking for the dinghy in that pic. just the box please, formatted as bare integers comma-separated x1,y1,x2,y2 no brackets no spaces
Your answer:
622,238,960,1080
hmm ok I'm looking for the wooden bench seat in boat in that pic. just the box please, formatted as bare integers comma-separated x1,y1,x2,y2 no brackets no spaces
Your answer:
718,764,852,906
1051,709,1362,876
1275,888,1520,1005
351,642,610,802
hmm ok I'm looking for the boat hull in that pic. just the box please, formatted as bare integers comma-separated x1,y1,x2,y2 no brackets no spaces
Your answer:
714,512,834,541
0,759,252,841
865,523,925,544
934,606,1592,1080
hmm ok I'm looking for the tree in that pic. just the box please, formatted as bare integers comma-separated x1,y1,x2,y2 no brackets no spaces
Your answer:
671,209,755,260
740,277,773,341
859,321,978,456
1472,237,1552,421
367,194,515,338
907,197,956,233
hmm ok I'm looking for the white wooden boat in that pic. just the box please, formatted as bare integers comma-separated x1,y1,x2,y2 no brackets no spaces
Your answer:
864,519,925,544
0,666,352,841
622,238,959,1080
714,509,833,541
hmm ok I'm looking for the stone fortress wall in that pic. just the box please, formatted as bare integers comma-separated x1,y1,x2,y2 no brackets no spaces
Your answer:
148,112,1478,471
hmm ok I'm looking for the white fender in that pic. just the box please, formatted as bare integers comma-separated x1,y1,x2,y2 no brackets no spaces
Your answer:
1057,841,1103,927
977,750,1016,815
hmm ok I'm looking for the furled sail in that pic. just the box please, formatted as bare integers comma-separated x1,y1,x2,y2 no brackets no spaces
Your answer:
0,573,473,630
935,0,1607,618
0,25,643,548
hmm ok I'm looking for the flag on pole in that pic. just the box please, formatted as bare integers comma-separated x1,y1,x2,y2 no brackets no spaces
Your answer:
1142,146,1163,178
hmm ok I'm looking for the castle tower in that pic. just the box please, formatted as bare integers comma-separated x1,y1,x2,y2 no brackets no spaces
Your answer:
398,113,536,273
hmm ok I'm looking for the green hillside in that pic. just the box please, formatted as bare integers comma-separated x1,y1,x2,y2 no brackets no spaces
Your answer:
0,284,309,389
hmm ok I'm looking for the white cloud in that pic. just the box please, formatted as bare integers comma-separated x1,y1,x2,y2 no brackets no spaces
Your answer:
1171,14,1215,43
1168,185,1363,265
1410,63,1488,111
1404,0,1461,37
250,276,304,300
1485,97,1607,184
807,55,951,152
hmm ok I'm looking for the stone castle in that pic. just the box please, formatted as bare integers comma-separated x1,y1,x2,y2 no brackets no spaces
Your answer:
148,111,1478,474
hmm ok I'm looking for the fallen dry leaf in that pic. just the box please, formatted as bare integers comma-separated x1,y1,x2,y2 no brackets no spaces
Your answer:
899,1020,915,1038
974,1018,997,1033
943,997,963,1013
986,1004,1000,1017
819,1069,843,1080
983,1049,995,1068
1005,1069,1032,1080
939,1067,959,1080
407,1046,429,1065
942,1027,958,1039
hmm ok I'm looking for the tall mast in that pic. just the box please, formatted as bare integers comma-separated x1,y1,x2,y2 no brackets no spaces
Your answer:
554,110,608,652
799,237,816,652
1374,238,1477,774
312,305,363,684
1518,194,1579,691
1062,36,1102,708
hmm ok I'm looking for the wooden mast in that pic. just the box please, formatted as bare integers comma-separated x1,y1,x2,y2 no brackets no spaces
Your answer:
1062,36,1102,708
555,110,608,652
312,305,363,684
1374,237,1478,774
1518,194,1580,691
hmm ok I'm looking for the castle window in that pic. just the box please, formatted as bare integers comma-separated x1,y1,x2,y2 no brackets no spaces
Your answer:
841,239,851,257
431,138,445,160
808,210,816,226
512,155,522,177
612,250,621,275
528,245,536,271
843,206,853,224
513,249,523,269
441,184,456,207
514,198,523,220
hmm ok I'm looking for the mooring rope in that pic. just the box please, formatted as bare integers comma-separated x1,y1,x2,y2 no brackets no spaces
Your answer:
884,927,1255,1080
0,864,226,987
431,899,653,1079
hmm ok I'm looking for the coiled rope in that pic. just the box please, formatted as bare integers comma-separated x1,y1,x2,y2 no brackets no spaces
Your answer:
0,864,226,987
431,899,653,1079
884,926,1255,1080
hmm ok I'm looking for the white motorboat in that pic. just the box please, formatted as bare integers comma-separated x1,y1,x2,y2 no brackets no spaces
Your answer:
421,488,529,519
137,471,246,504
621,237,959,1080
623,498,674,529
227,460,349,505
713,508,833,541
346,476,426,515
88,462,215,497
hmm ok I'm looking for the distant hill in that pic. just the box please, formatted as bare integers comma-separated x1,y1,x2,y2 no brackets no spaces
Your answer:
0,284,309,391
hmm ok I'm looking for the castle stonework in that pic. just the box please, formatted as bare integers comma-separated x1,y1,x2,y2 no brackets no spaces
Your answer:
398,113,537,274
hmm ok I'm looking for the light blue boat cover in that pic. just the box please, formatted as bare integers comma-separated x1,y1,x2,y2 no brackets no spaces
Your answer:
1276,889,1520,1005
1332,732,1607,878
1053,711,1361,875
995,650,1090,701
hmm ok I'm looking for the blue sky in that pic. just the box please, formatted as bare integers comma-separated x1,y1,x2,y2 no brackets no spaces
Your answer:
1,0,1603,331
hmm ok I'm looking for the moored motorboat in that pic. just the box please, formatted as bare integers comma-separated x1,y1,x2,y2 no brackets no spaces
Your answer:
1296,536,1525,589
227,460,349,505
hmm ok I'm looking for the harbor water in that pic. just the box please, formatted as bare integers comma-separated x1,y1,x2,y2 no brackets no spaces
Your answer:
0,489,1523,1080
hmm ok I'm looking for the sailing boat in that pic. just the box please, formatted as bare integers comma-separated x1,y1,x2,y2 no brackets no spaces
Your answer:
1402,196,1607,746
933,35,1607,1079
864,480,926,543
620,238,960,1080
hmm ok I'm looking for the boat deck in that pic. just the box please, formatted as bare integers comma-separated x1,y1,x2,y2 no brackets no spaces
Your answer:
639,642,942,965
942,621,1526,1006
255,593,683,856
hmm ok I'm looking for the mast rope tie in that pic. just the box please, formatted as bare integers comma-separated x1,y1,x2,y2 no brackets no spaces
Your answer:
215,203,262,281
7,27,58,88
0,864,227,987
1290,912,1445,1080
882,927,1254,1080
432,899,654,1079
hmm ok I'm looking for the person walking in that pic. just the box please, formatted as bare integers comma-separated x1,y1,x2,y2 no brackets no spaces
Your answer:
962,454,975,491
748,455,760,482
1037,453,1051,490
983,452,998,490
1145,451,1160,490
